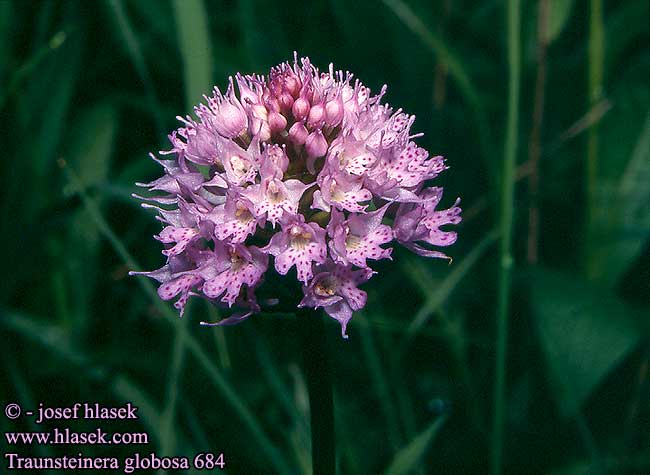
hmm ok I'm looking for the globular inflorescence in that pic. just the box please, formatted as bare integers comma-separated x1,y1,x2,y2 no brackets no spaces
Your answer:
132,54,461,338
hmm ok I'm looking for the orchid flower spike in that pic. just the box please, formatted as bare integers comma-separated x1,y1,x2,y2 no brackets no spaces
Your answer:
131,54,461,338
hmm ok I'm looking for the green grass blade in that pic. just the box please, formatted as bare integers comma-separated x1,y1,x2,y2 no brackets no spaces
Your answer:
384,414,448,475
249,328,304,430
158,316,188,459
492,0,521,473
67,105,117,185
585,0,604,279
0,30,66,111
180,400,211,452
172,0,213,109
382,0,491,162
64,105,117,334
357,312,402,451
546,0,576,44
106,0,165,137
30,24,82,179
110,375,164,444
405,230,499,338
381,0,477,107
206,303,231,370
185,335,293,475
289,364,312,474
588,111,650,287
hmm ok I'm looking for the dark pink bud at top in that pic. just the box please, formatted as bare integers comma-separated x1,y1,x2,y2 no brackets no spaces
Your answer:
288,121,309,145
292,97,310,121
307,103,325,128
268,110,288,133
325,97,344,126
305,129,328,158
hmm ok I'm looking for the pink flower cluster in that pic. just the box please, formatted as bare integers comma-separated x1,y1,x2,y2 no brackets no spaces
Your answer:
132,55,461,338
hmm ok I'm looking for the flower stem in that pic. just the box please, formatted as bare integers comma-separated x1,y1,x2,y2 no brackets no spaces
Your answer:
298,308,336,475
526,0,550,264
491,0,520,474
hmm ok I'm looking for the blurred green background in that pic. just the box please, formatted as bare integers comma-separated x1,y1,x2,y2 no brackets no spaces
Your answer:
1,0,648,473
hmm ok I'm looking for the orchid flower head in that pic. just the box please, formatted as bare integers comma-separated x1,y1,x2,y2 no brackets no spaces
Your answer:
131,54,461,337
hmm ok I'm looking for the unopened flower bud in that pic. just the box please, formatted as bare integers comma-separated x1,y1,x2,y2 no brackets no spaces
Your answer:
214,102,248,138
292,97,310,121
307,103,325,128
305,129,328,158
288,121,309,145
268,111,288,133
325,97,344,126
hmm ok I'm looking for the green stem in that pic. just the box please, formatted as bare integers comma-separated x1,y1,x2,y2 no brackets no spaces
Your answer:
585,0,604,279
298,308,335,475
526,0,550,264
491,0,520,474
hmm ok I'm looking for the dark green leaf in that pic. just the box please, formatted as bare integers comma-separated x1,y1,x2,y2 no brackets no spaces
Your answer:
530,268,642,416
588,112,650,287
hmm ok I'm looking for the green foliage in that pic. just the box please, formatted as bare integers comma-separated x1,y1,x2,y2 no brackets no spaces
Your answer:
530,268,642,416
588,108,650,286
63,105,117,332
384,415,448,475
546,0,575,44
172,0,213,109
1,0,648,474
